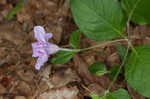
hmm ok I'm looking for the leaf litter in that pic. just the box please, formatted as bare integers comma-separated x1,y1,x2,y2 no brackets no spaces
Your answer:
0,0,149,99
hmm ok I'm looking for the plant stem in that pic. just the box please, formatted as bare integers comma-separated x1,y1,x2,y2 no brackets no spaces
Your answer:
106,0,141,92
78,39,128,52
60,39,128,52
59,48,79,52
107,45,129,91
128,41,138,55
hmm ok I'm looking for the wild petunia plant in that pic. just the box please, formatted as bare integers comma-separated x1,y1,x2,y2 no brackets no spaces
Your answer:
32,26,73,70
31,0,150,98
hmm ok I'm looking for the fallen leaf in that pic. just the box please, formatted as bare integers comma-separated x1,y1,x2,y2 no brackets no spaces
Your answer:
73,54,94,84
38,86,79,99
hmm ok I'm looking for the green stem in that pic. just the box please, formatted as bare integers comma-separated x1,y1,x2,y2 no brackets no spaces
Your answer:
60,39,128,53
107,45,129,91
78,39,128,52
106,0,141,91
128,41,138,55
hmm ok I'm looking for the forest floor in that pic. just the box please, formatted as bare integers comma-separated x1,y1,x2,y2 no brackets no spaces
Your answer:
0,0,150,99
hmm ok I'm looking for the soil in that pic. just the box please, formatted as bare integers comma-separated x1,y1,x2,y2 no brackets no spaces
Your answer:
0,0,149,99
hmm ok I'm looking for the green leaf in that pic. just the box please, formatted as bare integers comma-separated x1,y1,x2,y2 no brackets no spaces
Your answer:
108,65,121,79
90,94,100,99
70,0,126,41
125,46,150,98
108,89,131,99
50,51,75,64
122,0,150,24
69,30,80,48
116,44,127,61
88,62,107,76
8,0,26,20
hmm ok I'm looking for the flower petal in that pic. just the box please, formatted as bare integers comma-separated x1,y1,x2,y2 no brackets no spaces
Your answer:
35,55,49,70
32,43,39,57
47,43,60,54
45,33,53,41
34,26,46,42
32,42,47,57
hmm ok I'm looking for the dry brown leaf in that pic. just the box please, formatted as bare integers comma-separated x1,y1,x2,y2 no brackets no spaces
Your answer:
0,22,26,45
106,52,120,66
38,86,79,99
73,54,94,84
15,81,32,96
87,83,105,96
16,70,34,83
50,68,80,88
14,96,26,99
81,51,96,66
0,0,6,5
0,84,6,94
46,25,63,44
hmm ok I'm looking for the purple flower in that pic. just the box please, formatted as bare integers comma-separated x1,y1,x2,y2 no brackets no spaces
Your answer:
32,26,60,70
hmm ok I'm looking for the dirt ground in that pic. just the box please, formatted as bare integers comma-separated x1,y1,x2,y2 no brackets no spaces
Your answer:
0,0,150,99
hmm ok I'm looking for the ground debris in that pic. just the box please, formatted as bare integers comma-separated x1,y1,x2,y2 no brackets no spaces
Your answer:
0,0,148,98
38,86,79,99
14,96,26,99
50,68,81,88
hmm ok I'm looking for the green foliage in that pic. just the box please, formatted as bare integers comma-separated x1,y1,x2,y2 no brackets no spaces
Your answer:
50,51,75,64
125,46,150,98
108,66,121,79
90,94,100,99
70,0,126,41
88,62,107,76
108,89,131,99
69,30,80,48
122,0,150,24
68,0,150,97
8,0,26,20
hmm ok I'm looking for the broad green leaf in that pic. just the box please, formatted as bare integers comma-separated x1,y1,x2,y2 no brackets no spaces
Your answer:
122,0,150,24
125,46,150,98
8,0,26,20
69,30,80,48
108,65,121,79
88,62,107,76
50,51,75,64
90,94,100,99
108,89,131,99
70,0,126,41
116,44,127,61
